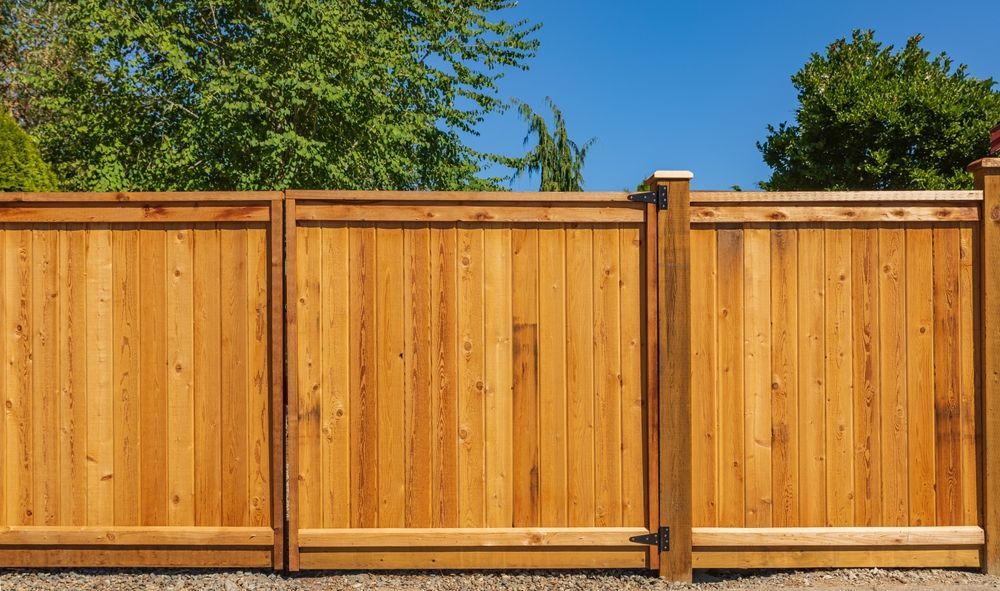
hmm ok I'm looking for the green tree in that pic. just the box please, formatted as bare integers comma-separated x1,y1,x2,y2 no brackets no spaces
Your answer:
513,97,595,191
0,109,58,191
1,1,539,191
759,30,1000,190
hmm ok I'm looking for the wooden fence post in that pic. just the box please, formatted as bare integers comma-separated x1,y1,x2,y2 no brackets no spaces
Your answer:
971,157,1000,574
649,170,694,581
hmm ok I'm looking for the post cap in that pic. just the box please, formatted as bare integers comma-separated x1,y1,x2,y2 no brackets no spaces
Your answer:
967,158,1000,174
645,170,694,185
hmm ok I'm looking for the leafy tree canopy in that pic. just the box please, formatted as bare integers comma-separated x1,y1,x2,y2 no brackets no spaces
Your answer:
759,30,1000,190
0,109,58,191
1,1,539,191
512,97,595,191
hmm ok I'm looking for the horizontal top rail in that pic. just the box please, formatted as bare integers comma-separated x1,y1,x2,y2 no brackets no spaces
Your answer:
692,190,983,203
287,190,632,203
0,191,281,202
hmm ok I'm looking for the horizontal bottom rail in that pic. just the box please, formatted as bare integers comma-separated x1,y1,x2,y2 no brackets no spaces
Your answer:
0,526,275,547
692,526,983,570
0,546,275,568
299,527,649,548
298,547,650,570
692,526,984,547
693,547,981,569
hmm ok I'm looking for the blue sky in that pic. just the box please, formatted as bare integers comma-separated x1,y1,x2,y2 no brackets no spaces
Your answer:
469,0,999,191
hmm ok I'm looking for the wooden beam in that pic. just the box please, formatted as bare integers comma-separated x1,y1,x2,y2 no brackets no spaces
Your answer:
298,527,649,548
285,198,301,572
0,204,269,223
286,190,630,203
693,547,981,569
295,203,644,223
298,547,649,570
692,190,982,203
653,171,693,581
0,191,280,203
0,526,274,546
269,198,286,569
690,205,979,224
692,526,984,547
645,201,660,571
0,547,274,568
971,157,1000,575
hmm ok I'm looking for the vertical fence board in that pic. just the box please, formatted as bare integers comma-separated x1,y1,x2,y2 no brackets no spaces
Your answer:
717,229,745,527
0,228,4,528
512,227,540,527
824,228,854,527
112,227,139,526
457,226,486,528
349,225,378,529
376,227,405,528
906,228,936,526
404,226,433,528
566,227,596,527
852,228,881,526
58,226,87,525
247,226,270,528
484,228,513,528
620,225,645,528
221,228,249,527
959,225,979,526
193,226,222,526
138,227,167,526
594,227,622,527
430,226,459,528
771,228,799,527
33,229,59,526
538,226,568,527
6,229,32,526
296,224,321,529
933,227,962,525
798,227,826,527
691,229,718,527
87,227,114,525
322,225,351,528
744,228,772,527
879,227,909,525
167,228,195,525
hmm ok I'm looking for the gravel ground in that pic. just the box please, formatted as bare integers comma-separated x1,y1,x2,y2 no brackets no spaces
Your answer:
1,569,999,591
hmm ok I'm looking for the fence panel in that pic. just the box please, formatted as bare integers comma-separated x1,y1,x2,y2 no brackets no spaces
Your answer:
285,191,659,570
686,190,984,569
0,193,284,568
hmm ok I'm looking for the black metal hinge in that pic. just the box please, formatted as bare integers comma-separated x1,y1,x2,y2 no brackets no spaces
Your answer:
627,186,668,209
629,526,670,552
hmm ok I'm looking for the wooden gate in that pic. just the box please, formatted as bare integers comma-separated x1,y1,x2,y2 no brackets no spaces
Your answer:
0,192,285,567
285,184,687,570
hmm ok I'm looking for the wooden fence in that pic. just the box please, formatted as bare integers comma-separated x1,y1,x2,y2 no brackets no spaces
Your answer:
686,189,985,570
1,159,1000,580
283,184,688,571
0,193,285,567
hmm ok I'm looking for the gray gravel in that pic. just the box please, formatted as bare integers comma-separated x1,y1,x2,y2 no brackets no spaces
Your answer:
1,569,998,591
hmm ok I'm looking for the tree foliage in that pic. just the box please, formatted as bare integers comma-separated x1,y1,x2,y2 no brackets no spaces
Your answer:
513,97,595,191
1,1,539,191
759,30,1000,190
0,109,58,191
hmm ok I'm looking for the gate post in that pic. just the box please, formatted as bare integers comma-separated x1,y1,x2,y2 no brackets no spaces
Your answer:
971,157,1000,575
648,170,694,581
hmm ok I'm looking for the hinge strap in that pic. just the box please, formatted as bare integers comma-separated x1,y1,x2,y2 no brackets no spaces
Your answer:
628,526,670,552
627,185,668,209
